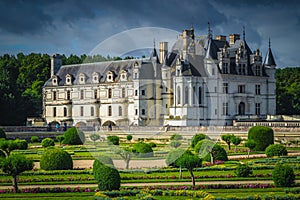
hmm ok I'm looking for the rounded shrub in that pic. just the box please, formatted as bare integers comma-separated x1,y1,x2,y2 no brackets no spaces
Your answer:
248,126,274,151
170,134,183,141
148,142,156,148
62,127,85,145
132,142,153,157
126,135,133,141
93,159,120,191
191,134,206,148
40,147,73,170
272,164,295,187
195,140,228,162
93,156,114,169
0,128,6,139
31,136,39,143
41,138,55,148
107,136,119,145
15,139,28,150
235,164,253,177
265,144,288,157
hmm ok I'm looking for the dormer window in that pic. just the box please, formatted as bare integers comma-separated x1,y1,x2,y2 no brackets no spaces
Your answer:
65,74,72,85
107,71,114,82
52,75,58,86
79,73,86,84
92,72,99,83
120,70,127,81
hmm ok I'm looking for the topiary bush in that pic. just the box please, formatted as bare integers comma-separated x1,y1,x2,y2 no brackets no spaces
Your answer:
0,128,6,139
170,134,183,141
191,134,206,148
41,138,55,148
272,164,295,187
62,127,85,145
235,164,253,177
148,142,156,148
15,139,28,150
30,136,39,143
132,142,153,157
248,126,274,151
126,135,133,141
265,144,288,157
93,159,120,191
195,140,228,163
40,147,73,170
107,136,119,145
93,156,114,169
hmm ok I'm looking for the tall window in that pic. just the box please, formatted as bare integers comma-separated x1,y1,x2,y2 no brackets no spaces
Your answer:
223,83,228,94
141,90,145,96
238,64,242,74
135,90,138,96
118,106,122,116
135,109,138,115
177,86,181,105
67,91,71,100
142,109,145,115
108,106,112,116
53,91,57,100
255,103,261,115
238,85,245,93
184,87,189,105
91,107,94,116
64,107,67,117
122,88,126,98
238,102,245,115
193,86,196,104
255,66,261,76
222,103,228,115
108,88,112,98
222,63,228,74
255,84,261,95
198,87,202,105
80,106,84,116
80,90,84,99
53,107,56,117
94,89,97,99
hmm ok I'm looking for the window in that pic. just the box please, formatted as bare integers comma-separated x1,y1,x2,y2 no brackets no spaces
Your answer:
135,90,138,96
92,72,99,83
67,91,71,100
166,87,168,92
193,86,196,104
108,106,112,116
80,106,84,116
223,103,228,115
135,109,138,115
238,102,245,115
255,103,261,115
94,89,98,99
198,87,202,105
53,91,57,100
66,74,72,85
215,109,217,115
53,107,56,117
212,68,215,75
122,88,126,98
79,73,85,84
166,104,168,108
141,90,145,96
184,87,189,105
142,109,145,115
108,88,112,98
118,106,122,116
222,63,228,74
91,107,94,116
80,90,84,99
255,84,261,95
241,64,246,75
238,85,245,93
177,86,181,105
134,73,138,79
223,83,228,94
255,66,261,76
64,107,67,117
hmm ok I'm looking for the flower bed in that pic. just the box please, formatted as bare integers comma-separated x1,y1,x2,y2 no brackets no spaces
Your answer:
0,187,95,194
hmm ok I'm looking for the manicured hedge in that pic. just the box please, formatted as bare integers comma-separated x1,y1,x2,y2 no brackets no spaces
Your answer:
107,136,119,145
272,164,295,187
132,142,153,157
248,126,274,151
265,144,287,157
41,138,55,148
40,148,73,170
63,127,85,145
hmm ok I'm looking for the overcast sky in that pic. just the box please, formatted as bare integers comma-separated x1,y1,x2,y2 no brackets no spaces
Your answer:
0,0,299,68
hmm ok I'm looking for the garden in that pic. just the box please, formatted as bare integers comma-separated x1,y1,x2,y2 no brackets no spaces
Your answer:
0,126,300,199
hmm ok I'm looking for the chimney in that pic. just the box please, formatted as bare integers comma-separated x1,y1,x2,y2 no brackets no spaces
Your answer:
229,34,240,46
216,35,226,41
51,54,62,77
159,42,168,64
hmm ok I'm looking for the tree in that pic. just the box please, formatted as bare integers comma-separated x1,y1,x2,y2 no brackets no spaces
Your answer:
14,139,28,150
0,154,33,192
41,138,55,148
30,136,39,143
231,136,242,152
221,134,234,150
56,135,64,146
175,150,202,188
166,148,186,178
90,133,100,145
272,164,295,187
113,146,132,169
190,134,206,148
0,139,18,156
265,144,288,157
40,148,73,170
0,128,6,139
107,136,119,145
248,126,274,151
63,127,85,145
245,140,256,158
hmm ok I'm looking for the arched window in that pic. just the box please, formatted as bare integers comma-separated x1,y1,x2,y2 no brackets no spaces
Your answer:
64,107,67,117
238,102,245,115
184,86,189,105
108,88,112,98
177,86,181,105
118,106,122,116
198,87,202,105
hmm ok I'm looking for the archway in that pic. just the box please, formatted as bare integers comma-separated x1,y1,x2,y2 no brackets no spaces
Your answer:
238,102,245,115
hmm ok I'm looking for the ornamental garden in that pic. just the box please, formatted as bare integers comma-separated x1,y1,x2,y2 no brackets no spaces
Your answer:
0,126,300,200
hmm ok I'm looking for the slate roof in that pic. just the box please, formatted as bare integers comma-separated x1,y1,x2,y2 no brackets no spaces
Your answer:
264,48,276,66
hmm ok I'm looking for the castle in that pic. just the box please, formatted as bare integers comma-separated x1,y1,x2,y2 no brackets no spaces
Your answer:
43,26,276,127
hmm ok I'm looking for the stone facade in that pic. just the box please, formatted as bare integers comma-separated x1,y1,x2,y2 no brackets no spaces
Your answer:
43,27,276,127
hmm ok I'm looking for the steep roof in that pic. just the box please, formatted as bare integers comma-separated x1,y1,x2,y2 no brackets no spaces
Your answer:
264,47,276,66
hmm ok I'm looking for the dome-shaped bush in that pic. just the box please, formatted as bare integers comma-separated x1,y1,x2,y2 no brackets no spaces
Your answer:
31,136,39,143
93,156,114,169
62,127,85,145
248,126,274,151
132,142,153,157
93,159,120,191
191,134,206,148
41,138,55,148
0,128,6,139
40,148,73,170
15,139,28,150
195,140,228,162
107,136,119,145
265,144,287,157
272,164,295,187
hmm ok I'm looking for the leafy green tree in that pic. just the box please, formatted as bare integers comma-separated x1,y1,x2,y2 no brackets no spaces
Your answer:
107,136,119,145
231,136,242,152
248,126,274,151
90,133,100,145
113,146,132,169
221,134,234,150
126,135,133,142
56,135,64,146
195,139,228,164
190,134,206,148
0,154,33,192
30,136,39,143
0,139,18,156
245,140,256,158
15,139,28,150
272,164,295,187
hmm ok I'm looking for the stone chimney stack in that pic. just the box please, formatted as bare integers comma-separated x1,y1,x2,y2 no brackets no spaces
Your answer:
229,34,240,46
50,54,62,77
159,42,168,64
216,35,227,41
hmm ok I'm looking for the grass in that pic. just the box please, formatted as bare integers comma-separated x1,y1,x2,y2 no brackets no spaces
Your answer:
0,192,95,200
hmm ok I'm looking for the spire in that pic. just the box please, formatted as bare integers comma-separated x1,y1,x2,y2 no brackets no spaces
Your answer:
150,39,160,63
208,22,212,39
243,26,245,41
205,39,217,59
264,37,276,66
